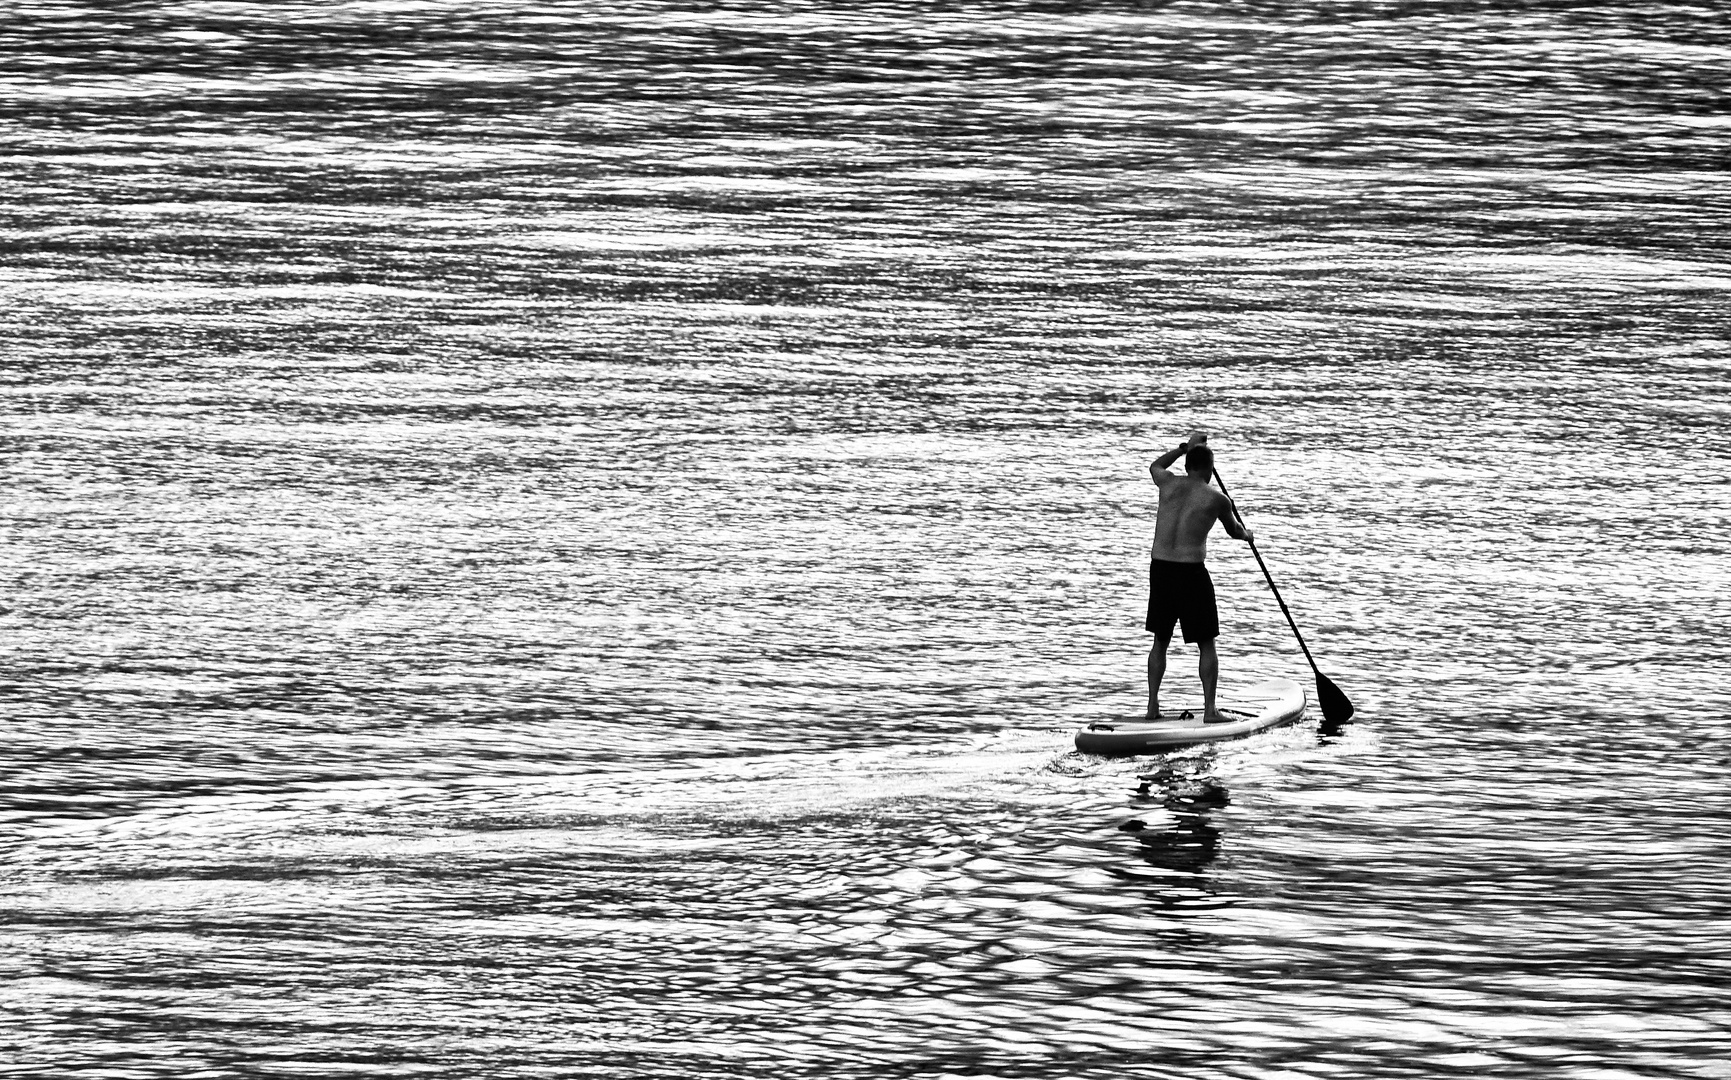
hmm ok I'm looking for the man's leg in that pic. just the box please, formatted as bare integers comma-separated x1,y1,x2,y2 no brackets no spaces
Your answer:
1147,635,1171,720
1198,639,1220,721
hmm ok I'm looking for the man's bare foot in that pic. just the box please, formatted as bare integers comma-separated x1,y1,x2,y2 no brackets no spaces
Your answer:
1203,709,1231,724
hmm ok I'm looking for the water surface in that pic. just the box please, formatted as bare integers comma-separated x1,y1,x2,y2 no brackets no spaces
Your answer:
2,2,1729,1077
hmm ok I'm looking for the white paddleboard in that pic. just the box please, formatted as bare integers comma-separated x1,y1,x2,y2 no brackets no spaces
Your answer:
1074,677,1307,755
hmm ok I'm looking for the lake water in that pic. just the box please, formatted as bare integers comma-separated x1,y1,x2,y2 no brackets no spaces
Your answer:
3,2,1729,1077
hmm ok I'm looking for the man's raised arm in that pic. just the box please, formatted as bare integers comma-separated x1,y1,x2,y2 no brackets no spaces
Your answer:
1149,430,1207,485
1148,442,1186,484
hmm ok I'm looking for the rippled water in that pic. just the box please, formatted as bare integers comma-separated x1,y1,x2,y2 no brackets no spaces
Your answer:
3,2,1730,1077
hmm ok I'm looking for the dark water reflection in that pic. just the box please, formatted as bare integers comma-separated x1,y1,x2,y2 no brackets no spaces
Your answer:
3,1,1731,1077
1125,764,1230,874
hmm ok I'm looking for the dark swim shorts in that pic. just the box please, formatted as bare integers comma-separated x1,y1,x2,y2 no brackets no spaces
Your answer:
1145,559,1219,643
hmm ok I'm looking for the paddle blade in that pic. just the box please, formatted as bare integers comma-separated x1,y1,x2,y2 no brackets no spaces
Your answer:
1315,672,1355,725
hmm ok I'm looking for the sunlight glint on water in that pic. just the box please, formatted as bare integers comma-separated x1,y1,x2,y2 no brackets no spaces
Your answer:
1,2,1729,1078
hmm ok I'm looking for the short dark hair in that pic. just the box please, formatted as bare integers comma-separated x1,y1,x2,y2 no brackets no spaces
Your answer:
1185,445,1214,476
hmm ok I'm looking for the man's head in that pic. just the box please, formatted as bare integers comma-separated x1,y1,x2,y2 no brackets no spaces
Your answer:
1185,444,1214,480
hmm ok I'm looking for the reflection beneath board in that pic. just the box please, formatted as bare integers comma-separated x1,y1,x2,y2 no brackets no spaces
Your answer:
1124,764,1231,877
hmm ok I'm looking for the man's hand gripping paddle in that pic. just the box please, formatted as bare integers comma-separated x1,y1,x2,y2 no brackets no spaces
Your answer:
1206,452,1356,727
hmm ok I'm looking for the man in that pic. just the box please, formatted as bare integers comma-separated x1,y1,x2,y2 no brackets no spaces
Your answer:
1145,431,1253,722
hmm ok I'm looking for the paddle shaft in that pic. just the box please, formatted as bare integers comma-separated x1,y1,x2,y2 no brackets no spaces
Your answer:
1210,466,1324,677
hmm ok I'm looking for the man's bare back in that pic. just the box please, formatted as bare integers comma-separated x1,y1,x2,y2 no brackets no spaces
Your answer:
1148,474,1234,563
1148,434,1250,561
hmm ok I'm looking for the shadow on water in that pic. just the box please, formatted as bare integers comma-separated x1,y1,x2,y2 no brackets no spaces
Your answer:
1118,760,1231,876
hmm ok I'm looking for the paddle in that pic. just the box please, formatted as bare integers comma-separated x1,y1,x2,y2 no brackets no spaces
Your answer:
1209,462,1355,726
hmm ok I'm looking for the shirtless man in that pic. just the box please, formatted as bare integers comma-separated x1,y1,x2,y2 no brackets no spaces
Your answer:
1145,432,1253,722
